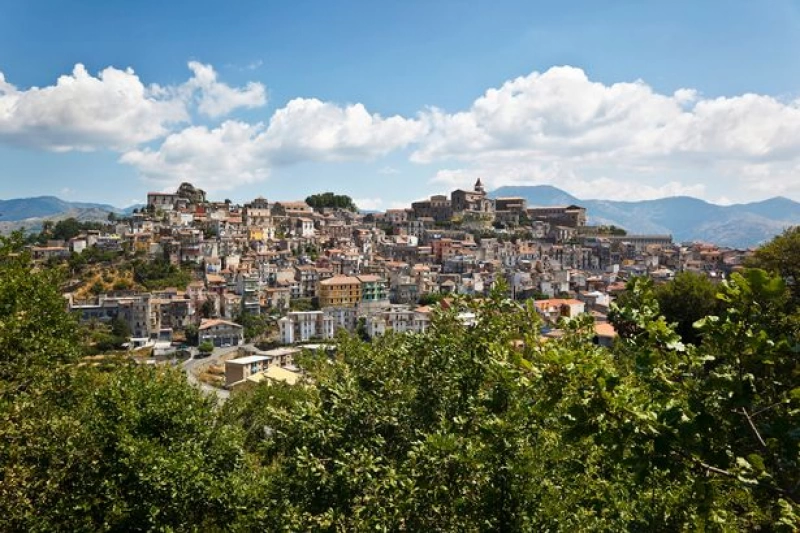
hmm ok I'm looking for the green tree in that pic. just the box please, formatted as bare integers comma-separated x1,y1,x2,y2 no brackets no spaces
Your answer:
0,232,80,387
654,271,721,344
184,324,199,346
750,226,800,303
198,341,214,354
200,298,216,318
305,192,359,212
132,258,192,290
0,364,262,531
236,312,272,342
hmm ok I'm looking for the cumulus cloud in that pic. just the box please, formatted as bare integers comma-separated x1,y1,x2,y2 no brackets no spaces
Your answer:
0,64,188,151
120,120,270,190
415,66,800,201
431,163,706,202
0,61,267,152
6,61,800,201
121,98,426,191
262,98,426,164
184,61,266,118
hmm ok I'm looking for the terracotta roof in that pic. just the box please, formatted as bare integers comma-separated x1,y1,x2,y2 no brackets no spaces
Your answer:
534,298,585,309
320,275,361,286
199,319,242,330
594,323,617,338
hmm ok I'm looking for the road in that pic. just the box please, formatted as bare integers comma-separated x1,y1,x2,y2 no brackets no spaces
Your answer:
181,345,240,402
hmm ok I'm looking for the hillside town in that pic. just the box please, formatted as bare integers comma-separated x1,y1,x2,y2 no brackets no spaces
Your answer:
32,180,754,391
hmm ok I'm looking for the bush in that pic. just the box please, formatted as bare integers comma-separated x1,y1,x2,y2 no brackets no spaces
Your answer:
198,341,214,354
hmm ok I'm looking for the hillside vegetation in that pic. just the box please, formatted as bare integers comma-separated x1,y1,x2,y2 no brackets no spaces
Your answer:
0,229,798,530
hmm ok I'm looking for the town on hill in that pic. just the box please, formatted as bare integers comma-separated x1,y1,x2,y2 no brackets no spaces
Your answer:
17,179,759,390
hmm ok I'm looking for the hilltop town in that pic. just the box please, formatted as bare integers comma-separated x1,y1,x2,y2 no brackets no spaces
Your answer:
29,180,754,391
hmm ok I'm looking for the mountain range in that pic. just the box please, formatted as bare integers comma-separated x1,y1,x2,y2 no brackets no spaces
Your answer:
0,196,124,222
492,186,800,248
0,196,140,235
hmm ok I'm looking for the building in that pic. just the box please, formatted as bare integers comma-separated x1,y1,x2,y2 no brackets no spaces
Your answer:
451,179,494,214
278,311,335,344
357,275,388,303
71,293,154,339
225,355,271,387
147,192,180,211
319,276,362,308
527,205,587,228
198,319,244,347
261,347,302,366
495,197,528,212
411,195,452,222
533,298,587,323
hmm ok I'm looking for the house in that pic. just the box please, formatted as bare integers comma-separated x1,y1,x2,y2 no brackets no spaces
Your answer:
319,276,362,308
261,347,302,367
198,319,244,347
533,298,587,322
231,365,301,392
225,355,271,387
278,311,335,344
593,322,617,348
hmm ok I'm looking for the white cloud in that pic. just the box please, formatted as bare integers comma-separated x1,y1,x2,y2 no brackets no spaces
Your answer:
184,61,266,118
6,61,800,202
0,61,267,152
378,165,400,175
0,64,188,151
415,66,800,202
353,197,383,211
262,98,426,164
121,98,426,191
432,164,706,202
120,120,269,191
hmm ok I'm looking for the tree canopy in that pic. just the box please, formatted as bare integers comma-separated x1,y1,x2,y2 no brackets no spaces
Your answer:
750,225,800,303
305,192,359,212
0,230,798,530
654,271,721,344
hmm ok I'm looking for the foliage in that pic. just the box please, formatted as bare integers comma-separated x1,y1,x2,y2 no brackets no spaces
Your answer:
417,292,445,306
0,232,80,387
1,229,799,530
199,299,215,319
198,341,214,354
0,364,263,531
32,217,108,243
290,297,317,312
750,225,800,303
305,192,359,212
236,312,273,342
355,316,370,341
185,324,199,346
596,224,627,236
654,271,722,344
132,258,192,290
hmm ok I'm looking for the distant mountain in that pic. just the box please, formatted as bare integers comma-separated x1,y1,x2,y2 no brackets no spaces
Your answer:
492,186,800,248
0,196,123,222
0,196,139,236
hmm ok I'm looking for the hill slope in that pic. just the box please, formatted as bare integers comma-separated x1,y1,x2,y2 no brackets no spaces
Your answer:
0,196,122,222
492,186,800,248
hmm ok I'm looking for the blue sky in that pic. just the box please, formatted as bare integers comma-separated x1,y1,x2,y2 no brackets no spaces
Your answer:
2,0,800,208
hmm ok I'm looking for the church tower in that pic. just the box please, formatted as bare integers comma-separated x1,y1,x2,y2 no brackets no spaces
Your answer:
474,178,485,194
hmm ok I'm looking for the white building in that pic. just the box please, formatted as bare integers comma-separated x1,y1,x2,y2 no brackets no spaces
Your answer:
279,311,335,344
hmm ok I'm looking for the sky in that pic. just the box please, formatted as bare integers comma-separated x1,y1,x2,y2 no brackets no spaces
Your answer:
2,1,800,209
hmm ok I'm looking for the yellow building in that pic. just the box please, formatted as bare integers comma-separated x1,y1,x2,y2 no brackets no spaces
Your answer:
319,276,362,308
248,227,265,240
